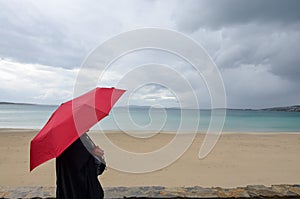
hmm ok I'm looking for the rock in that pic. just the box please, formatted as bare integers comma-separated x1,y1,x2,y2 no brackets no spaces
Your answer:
1,184,300,198
104,187,130,199
271,184,298,197
23,186,55,198
245,185,282,198
215,187,250,198
289,184,300,195
184,186,219,198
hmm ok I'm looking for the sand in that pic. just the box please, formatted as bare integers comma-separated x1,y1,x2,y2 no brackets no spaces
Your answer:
0,129,300,188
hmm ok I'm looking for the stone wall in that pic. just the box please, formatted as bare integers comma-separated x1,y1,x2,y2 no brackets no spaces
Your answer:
1,185,300,198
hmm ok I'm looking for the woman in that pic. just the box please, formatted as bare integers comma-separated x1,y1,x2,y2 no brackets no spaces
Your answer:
56,133,104,199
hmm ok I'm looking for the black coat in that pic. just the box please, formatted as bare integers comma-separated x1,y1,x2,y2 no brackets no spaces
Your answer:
56,136,104,199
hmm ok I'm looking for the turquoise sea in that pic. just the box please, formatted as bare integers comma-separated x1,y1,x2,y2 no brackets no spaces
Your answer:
1,103,300,132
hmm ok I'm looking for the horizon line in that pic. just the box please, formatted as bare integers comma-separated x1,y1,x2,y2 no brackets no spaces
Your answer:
1,101,299,111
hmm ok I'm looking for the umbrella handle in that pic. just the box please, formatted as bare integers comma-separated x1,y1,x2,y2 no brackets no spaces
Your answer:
81,133,96,151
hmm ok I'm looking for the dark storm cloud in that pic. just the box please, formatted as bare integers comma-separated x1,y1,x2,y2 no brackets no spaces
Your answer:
213,24,300,82
175,0,300,31
173,0,300,82
172,0,300,107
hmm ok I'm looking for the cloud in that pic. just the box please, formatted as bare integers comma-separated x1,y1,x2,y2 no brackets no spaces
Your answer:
221,64,300,108
208,24,300,82
0,0,299,108
174,0,300,31
0,59,78,104
0,0,175,68
92,49,212,108
171,0,300,108
173,1,300,83
0,1,86,68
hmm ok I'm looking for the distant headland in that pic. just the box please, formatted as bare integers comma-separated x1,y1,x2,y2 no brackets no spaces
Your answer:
0,102,54,106
0,101,36,105
260,105,300,112
1,102,300,112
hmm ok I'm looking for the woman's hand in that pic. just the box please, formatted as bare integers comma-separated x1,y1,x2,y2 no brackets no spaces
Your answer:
93,146,104,158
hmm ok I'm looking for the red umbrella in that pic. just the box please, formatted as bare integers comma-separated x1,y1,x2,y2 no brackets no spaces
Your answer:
30,87,125,171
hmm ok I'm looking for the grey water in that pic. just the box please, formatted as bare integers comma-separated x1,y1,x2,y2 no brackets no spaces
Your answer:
1,103,300,132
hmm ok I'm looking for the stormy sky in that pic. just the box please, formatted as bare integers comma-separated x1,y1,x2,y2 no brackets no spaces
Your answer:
0,0,299,108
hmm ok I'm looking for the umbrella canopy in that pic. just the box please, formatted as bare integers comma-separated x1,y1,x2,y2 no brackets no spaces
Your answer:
30,87,125,171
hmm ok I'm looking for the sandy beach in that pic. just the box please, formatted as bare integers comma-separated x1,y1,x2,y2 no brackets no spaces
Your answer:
0,129,300,188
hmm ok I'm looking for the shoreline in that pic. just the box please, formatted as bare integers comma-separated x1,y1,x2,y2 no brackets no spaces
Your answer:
1,128,300,134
